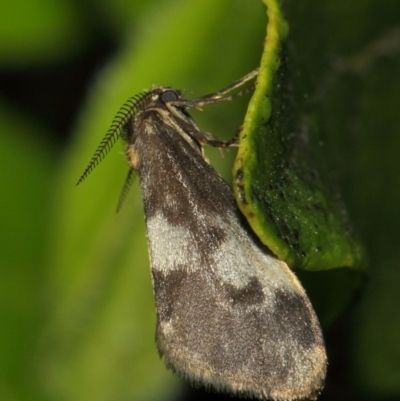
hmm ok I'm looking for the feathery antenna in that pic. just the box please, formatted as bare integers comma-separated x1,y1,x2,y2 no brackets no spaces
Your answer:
116,168,136,212
76,92,149,185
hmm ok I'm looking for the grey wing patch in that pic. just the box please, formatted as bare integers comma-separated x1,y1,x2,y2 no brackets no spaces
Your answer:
147,211,326,401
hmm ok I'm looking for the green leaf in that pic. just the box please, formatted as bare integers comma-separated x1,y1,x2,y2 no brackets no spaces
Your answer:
233,0,366,271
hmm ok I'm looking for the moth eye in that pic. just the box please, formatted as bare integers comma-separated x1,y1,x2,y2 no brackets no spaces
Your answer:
161,90,179,103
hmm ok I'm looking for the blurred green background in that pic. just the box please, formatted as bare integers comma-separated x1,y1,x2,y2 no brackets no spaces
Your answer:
1,0,399,400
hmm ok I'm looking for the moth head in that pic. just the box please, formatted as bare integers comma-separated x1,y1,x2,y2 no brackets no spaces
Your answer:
149,88,192,118
159,88,181,104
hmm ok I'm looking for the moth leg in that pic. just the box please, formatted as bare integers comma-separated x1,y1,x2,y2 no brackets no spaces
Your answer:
199,130,239,148
183,114,239,149
175,68,259,108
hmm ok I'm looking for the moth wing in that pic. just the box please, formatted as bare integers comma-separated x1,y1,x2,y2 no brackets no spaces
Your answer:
136,116,326,401
148,210,326,401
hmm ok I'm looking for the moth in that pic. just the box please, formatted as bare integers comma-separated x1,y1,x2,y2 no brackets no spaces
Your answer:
77,70,327,401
